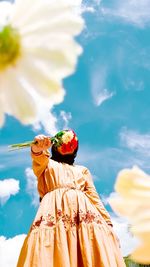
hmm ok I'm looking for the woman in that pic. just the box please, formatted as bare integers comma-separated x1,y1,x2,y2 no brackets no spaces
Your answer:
17,130,125,267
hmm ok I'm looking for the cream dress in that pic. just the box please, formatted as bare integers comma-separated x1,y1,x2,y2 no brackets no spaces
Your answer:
17,150,125,267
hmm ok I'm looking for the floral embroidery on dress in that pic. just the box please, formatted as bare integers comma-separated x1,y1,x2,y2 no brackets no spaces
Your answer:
79,210,102,224
31,209,102,231
44,214,55,227
34,216,43,227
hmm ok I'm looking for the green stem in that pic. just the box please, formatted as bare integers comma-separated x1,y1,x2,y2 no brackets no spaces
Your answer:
9,137,56,151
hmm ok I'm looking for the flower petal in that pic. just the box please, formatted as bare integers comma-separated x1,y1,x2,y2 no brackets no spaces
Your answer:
115,166,150,197
12,0,83,31
1,69,37,124
109,166,150,264
131,242,150,264
23,41,81,79
20,15,84,37
14,5,84,37
0,1,13,26
22,34,82,78
16,56,65,104
0,0,84,126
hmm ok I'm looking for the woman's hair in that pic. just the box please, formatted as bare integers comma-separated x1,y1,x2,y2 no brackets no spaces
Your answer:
51,144,78,165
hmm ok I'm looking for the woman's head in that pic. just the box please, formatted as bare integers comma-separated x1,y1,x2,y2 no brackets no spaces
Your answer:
51,130,78,165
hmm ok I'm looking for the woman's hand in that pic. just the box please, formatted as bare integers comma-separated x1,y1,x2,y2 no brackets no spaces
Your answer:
31,135,51,154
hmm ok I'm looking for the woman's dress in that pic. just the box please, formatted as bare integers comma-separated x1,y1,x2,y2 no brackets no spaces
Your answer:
17,150,125,267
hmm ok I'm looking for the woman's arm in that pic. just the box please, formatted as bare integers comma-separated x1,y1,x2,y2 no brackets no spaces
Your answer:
84,168,113,227
31,135,51,178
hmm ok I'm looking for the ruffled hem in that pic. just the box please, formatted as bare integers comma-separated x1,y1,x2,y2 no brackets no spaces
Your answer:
17,190,125,267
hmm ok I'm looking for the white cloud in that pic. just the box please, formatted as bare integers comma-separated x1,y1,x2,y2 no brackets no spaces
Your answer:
56,110,72,130
0,179,20,205
32,102,58,136
120,128,150,155
78,145,140,170
101,0,150,27
0,147,30,172
25,167,39,207
60,111,72,128
81,5,95,14
91,66,115,106
81,0,102,14
33,107,72,136
0,234,26,267
77,143,150,185
96,89,114,106
32,102,72,135
78,129,150,173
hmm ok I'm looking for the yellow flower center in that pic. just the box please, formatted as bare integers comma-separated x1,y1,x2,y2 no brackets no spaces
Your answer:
0,25,21,71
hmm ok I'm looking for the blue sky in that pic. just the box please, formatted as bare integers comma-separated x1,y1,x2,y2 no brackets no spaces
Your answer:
1,0,150,265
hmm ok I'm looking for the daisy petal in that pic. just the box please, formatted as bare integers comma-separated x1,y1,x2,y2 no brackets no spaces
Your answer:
23,42,81,79
0,0,84,126
109,166,150,264
2,69,37,124
131,242,150,264
0,1,13,26
17,56,65,104
20,15,84,37
12,0,82,25
23,35,82,76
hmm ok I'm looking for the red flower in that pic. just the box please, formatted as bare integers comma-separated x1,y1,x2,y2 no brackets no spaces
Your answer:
57,131,78,154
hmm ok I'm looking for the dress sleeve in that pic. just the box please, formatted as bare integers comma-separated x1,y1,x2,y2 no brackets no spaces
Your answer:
31,150,50,178
84,168,113,227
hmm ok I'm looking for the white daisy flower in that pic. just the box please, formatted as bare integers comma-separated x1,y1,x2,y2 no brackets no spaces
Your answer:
62,130,74,144
0,0,84,126
109,166,150,264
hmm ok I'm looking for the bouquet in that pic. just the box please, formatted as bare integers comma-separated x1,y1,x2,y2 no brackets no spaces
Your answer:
9,130,78,154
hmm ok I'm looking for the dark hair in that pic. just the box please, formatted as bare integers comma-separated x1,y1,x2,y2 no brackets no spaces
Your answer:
51,144,78,165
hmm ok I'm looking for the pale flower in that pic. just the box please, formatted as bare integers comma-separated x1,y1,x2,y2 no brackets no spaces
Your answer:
62,130,74,144
109,166,150,264
0,0,84,126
